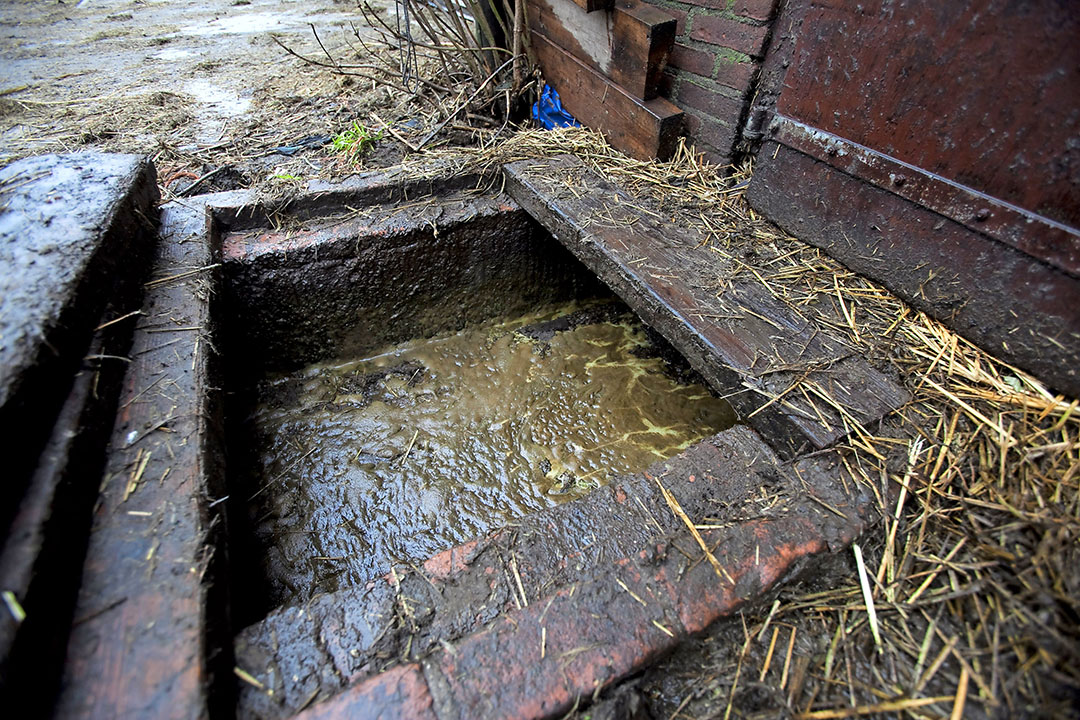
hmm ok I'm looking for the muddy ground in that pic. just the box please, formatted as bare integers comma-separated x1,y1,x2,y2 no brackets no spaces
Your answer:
0,0,418,197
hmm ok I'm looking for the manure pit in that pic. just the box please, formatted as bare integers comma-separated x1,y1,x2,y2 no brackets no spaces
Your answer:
46,162,908,719
230,300,736,615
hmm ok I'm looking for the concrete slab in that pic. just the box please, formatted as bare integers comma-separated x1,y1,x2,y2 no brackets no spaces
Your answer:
0,153,158,530
0,153,157,711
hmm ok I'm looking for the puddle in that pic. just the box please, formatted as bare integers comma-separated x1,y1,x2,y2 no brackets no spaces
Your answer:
232,300,736,609
180,11,357,37
183,79,250,117
153,47,195,62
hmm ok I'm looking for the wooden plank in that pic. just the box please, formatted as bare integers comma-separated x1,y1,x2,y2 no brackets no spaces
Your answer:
531,33,683,160
623,0,677,99
527,0,676,99
749,141,1080,398
54,201,225,720
504,156,910,459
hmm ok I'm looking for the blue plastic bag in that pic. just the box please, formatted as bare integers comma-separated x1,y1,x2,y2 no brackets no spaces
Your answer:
532,84,581,130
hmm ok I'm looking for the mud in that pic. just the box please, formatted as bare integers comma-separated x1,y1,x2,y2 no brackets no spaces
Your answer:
0,0,402,191
231,300,735,611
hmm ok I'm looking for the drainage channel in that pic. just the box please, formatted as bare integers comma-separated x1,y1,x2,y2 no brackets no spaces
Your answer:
45,160,907,719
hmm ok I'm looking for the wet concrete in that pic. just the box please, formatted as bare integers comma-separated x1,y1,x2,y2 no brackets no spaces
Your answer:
53,193,230,719
0,153,159,712
218,163,907,720
205,170,883,720
232,300,735,612
0,152,157,549
219,188,600,371
0,153,154,417
220,184,611,624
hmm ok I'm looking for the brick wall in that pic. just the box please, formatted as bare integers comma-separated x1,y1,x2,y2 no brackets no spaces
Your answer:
644,0,780,164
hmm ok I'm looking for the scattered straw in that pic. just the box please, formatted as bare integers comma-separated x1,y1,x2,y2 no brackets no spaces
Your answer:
474,127,1080,719
851,544,881,652
653,474,735,585
2,591,26,623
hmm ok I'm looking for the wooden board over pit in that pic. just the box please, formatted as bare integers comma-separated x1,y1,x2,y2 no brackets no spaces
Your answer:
503,155,910,458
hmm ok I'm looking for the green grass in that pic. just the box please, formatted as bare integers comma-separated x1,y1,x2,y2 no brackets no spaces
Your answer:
332,120,384,163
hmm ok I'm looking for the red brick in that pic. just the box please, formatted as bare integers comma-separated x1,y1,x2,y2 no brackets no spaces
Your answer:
664,5,689,36
650,518,830,635
683,112,738,157
422,539,480,580
691,15,769,56
698,119,738,153
670,43,714,78
677,80,744,123
715,58,756,91
434,574,680,719
735,0,778,22
294,664,437,720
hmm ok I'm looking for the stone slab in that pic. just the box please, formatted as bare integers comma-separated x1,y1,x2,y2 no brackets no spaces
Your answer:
0,322,140,712
233,420,882,719
257,430,879,719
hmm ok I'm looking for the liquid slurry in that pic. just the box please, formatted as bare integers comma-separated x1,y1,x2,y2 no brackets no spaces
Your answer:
237,301,735,607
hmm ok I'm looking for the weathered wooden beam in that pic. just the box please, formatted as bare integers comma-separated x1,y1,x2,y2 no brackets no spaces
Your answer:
54,200,226,720
504,156,910,459
528,0,676,99
531,33,683,160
